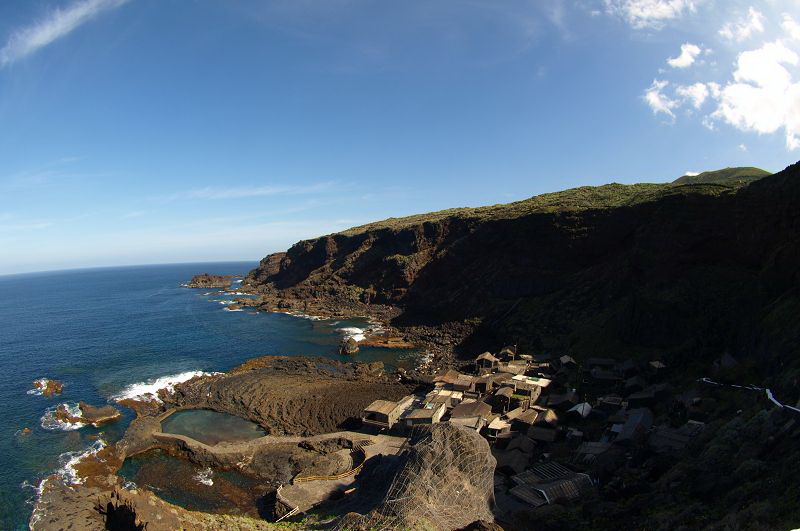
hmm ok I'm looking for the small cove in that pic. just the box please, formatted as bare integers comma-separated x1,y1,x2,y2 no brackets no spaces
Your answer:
160,409,267,445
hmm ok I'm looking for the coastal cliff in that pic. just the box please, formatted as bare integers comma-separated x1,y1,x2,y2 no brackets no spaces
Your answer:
245,163,800,391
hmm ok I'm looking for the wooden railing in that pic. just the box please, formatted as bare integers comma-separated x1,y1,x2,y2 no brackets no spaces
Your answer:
292,440,373,483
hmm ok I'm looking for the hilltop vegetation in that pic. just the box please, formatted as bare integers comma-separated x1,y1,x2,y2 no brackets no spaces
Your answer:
341,182,747,238
246,162,800,394
673,166,771,185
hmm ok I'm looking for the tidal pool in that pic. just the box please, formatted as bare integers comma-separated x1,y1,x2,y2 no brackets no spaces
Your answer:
160,409,266,445
118,449,270,517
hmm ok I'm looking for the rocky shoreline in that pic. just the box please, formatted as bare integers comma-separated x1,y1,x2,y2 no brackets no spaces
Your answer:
29,356,416,530
223,286,475,372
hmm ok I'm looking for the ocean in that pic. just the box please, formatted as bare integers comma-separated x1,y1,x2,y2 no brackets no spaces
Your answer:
0,262,415,530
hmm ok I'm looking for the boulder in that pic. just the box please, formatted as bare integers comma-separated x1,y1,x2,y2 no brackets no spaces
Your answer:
340,337,359,355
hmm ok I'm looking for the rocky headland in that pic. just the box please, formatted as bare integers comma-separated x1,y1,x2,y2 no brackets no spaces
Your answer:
185,273,240,289
239,164,800,394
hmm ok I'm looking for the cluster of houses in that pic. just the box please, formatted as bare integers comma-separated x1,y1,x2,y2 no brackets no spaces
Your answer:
362,346,706,510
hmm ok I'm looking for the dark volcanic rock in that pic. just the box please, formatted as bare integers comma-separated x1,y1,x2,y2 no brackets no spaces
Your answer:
78,402,122,427
185,273,236,289
162,356,411,436
32,378,63,397
340,337,359,355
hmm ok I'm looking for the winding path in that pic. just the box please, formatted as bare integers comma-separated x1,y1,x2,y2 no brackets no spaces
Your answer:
698,377,800,414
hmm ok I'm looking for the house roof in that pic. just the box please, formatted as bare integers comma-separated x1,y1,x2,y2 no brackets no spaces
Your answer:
535,475,594,503
364,399,401,416
450,401,492,419
576,441,613,456
488,417,511,431
405,403,445,419
509,484,548,507
507,435,537,454
513,463,593,503
528,426,558,441
449,416,486,430
433,369,461,385
517,462,573,482
568,402,593,418
546,390,579,407
495,448,529,475
498,363,527,375
495,386,514,398
616,407,654,442
477,352,500,363
511,374,552,387
505,407,525,421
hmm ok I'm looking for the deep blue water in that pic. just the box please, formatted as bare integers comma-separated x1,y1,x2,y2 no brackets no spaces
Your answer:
0,262,415,530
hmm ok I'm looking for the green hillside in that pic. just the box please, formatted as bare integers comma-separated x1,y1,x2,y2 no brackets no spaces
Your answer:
673,166,771,185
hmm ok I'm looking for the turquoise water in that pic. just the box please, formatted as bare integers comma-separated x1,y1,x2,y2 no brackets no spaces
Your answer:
0,262,416,530
117,449,269,517
160,409,266,445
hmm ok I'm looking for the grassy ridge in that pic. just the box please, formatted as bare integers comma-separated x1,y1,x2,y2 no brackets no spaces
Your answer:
673,166,770,185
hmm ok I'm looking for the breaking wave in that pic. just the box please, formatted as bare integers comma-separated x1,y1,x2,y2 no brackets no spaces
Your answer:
40,403,85,431
338,327,366,342
110,371,219,403
194,467,214,486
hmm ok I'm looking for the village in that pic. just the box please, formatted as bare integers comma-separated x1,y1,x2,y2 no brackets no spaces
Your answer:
361,346,707,513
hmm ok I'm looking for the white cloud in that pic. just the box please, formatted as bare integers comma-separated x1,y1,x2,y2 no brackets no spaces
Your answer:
711,40,800,149
605,0,700,29
644,79,679,118
676,82,709,108
738,143,748,152
667,42,702,68
782,13,800,41
719,7,765,42
684,171,700,176
0,0,129,68
152,182,340,202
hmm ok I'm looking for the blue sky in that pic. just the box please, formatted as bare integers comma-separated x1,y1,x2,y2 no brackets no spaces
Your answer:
0,0,798,274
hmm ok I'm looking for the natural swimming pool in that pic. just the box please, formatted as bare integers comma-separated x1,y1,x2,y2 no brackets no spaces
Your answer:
160,409,266,445
118,449,270,517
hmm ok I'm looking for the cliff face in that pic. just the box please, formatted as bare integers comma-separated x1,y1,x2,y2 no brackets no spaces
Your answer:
247,163,800,389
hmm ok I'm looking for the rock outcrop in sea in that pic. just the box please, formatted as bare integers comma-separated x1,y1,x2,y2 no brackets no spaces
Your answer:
185,273,238,289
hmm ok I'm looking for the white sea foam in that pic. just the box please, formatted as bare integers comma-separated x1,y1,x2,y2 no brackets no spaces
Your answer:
338,327,366,342
283,311,322,320
223,307,243,312
56,439,107,486
111,371,219,403
233,279,243,283
22,477,49,529
40,403,86,431
27,380,46,396
218,300,234,305
194,467,214,486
